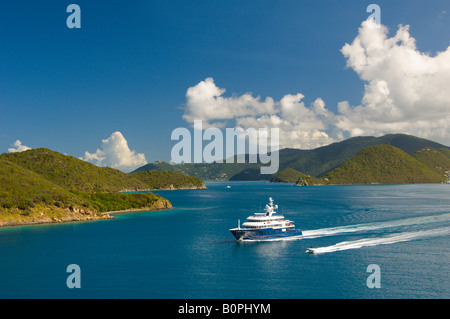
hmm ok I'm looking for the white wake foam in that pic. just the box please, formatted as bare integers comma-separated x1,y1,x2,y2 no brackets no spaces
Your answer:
301,213,450,239
307,226,450,254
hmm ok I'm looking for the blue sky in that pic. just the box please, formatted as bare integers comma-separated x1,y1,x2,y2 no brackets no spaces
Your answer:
1,1,450,170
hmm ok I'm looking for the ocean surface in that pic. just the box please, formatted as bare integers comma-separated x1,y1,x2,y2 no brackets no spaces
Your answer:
0,181,449,299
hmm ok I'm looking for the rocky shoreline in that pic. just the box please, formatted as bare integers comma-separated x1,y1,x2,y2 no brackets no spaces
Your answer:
120,184,207,192
0,210,112,228
108,197,173,214
0,198,173,228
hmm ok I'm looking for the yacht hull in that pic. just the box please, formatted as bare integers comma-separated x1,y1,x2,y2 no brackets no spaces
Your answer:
230,228,302,241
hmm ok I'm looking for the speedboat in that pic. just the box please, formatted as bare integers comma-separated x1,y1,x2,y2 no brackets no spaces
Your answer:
229,197,302,241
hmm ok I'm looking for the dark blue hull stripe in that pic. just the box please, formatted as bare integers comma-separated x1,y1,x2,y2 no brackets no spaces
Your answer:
230,228,303,240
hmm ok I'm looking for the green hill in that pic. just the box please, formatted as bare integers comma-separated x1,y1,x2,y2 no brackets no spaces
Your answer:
0,158,172,227
0,148,149,192
0,159,85,212
133,134,450,181
412,148,450,181
270,167,316,184
322,144,446,185
278,134,449,178
131,170,206,190
412,148,450,173
0,148,208,227
0,159,104,226
0,148,206,192
438,148,450,159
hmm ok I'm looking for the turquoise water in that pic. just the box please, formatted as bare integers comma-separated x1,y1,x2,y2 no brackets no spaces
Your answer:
1,181,449,298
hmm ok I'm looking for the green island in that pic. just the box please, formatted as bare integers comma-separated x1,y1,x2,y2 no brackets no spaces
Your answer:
132,133,450,182
0,148,205,227
318,144,448,185
270,144,450,186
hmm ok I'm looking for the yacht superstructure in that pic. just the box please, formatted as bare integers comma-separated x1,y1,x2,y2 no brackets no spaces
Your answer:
229,197,302,241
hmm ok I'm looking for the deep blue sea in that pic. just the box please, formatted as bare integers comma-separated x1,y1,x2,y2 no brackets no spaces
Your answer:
1,181,449,299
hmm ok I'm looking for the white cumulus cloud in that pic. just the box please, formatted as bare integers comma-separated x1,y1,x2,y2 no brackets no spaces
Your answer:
337,19,450,143
182,19,450,148
183,77,277,128
8,140,31,153
82,132,147,172
183,78,338,149
235,95,339,149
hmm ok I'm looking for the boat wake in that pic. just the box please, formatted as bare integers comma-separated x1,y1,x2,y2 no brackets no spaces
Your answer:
301,213,450,239
306,226,450,254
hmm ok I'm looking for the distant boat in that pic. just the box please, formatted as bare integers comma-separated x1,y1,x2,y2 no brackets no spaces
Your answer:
229,197,302,241
226,185,231,188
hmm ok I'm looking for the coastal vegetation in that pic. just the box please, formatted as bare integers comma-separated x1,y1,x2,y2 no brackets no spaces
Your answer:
73,192,172,213
0,149,204,227
131,170,206,190
270,167,321,185
1,148,149,192
411,148,450,177
320,144,446,185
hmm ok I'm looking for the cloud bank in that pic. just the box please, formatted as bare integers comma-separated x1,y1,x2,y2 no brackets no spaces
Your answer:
83,132,147,172
337,19,450,141
182,20,450,148
8,140,31,153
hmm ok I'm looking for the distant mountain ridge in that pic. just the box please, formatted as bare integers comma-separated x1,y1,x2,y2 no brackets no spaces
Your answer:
133,134,450,181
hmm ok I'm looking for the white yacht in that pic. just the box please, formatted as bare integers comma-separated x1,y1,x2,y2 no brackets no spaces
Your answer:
229,197,302,241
